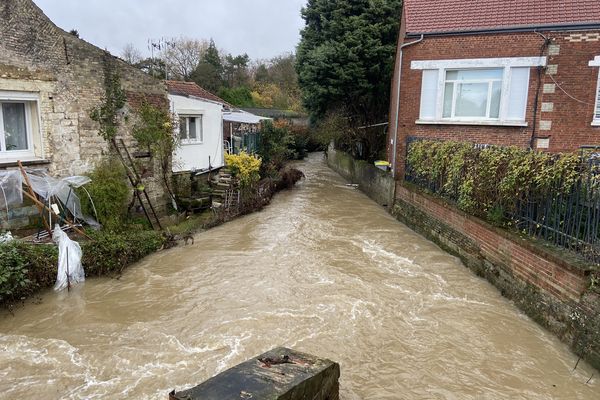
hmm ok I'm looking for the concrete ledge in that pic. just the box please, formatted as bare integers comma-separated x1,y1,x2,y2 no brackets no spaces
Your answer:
169,347,340,400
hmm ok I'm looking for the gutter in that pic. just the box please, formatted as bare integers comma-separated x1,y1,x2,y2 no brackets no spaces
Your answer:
390,34,424,179
406,22,600,38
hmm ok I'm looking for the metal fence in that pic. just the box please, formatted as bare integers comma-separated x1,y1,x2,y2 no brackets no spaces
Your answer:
405,137,600,264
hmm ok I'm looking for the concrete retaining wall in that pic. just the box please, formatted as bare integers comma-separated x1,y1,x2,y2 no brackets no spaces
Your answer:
326,145,394,208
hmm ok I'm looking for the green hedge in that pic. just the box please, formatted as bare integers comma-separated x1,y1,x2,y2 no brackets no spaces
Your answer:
0,229,165,305
406,140,582,223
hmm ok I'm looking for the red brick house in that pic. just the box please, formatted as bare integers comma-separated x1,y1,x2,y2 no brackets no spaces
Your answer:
388,0,600,178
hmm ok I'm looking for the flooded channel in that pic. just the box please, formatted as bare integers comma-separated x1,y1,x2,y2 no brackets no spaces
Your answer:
0,153,597,399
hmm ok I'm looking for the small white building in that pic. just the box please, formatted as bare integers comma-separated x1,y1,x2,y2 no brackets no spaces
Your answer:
166,81,226,174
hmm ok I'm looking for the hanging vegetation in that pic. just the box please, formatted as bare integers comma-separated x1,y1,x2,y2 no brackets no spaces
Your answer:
90,54,126,141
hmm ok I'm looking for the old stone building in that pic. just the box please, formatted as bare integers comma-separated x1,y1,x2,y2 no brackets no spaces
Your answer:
0,0,169,229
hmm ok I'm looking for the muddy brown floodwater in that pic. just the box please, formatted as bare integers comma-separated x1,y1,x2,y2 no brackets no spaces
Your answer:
0,153,598,399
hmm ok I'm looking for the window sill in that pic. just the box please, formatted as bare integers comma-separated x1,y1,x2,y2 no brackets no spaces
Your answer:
416,119,528,127
592,121,600,127
181,141,204,146
0,158,50,168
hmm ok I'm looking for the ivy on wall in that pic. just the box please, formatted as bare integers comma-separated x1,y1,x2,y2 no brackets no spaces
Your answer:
90,54,126,141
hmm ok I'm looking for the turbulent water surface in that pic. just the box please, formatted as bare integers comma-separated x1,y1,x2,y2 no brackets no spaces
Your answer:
0,153,597,399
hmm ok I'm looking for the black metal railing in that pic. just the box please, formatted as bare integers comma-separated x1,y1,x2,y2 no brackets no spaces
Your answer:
405,137,600,264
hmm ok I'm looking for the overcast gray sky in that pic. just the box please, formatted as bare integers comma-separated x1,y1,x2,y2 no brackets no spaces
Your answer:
34,0,307,60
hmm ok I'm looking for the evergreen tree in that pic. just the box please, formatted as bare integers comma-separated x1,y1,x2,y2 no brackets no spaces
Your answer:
190,39,223,92
296,0,402,124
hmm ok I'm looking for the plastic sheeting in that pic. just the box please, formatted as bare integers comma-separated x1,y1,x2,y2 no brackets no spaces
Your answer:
52,224,84,291
26,172,91,221
0,170,23,213
0,231,13,243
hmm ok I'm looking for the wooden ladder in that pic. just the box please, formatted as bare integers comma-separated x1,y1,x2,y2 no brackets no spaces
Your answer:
111,138,163,230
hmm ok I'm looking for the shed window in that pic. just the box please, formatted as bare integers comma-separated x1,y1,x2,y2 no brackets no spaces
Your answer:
179,115,203,143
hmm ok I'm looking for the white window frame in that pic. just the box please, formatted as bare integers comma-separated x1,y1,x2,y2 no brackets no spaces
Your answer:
179,114,203,144
412,57,547,126
0,91,39,160
443,69,503,120
589,56,600,126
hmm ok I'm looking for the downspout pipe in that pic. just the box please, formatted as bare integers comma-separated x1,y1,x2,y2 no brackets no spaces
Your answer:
391,34,424,179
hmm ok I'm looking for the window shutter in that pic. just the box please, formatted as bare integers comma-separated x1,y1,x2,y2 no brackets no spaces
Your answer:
595,72,600,120
419,70,439,119
506,67,530,121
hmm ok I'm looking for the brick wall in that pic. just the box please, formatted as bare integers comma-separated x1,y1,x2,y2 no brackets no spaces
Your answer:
393,183,600,369
388,29,600,177
0,0,170,228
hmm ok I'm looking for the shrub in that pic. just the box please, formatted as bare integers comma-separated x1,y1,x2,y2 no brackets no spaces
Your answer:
258,120,296,176
406,140,582,223
0,242,57,303
78,158,129,230
0,228,165,306
0,243,31,302
82,228,165,275
224,152,262,187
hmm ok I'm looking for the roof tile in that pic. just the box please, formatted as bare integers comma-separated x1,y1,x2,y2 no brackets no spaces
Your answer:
404,0,600,34
165,80,231,107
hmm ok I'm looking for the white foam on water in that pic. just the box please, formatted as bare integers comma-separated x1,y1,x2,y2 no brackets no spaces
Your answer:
429,292,490,307
215,333,251,373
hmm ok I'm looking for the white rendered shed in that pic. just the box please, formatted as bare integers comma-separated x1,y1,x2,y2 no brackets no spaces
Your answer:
166,81,226,174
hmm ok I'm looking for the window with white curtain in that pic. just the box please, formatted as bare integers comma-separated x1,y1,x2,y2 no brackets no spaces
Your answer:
412,57,546,126
0,92,39,160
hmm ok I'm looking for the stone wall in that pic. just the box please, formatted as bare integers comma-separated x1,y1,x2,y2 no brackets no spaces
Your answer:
0,0,170,229
393,183,600,371
327,145,395,208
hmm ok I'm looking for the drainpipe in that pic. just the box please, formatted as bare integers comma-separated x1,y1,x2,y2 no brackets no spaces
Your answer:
530,31,551,150
391,34,424,179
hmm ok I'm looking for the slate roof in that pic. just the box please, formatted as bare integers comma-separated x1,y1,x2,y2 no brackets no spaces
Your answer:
165,80,230,107
404,0,600,34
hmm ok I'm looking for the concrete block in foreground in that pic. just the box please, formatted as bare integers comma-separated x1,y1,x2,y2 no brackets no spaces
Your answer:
169,347,340,400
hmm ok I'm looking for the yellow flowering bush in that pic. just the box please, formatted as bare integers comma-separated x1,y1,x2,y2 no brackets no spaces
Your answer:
225,152,262,187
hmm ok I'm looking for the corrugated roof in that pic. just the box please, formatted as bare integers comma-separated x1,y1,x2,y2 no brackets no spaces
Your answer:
404,0,600,34
165,80,230,107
